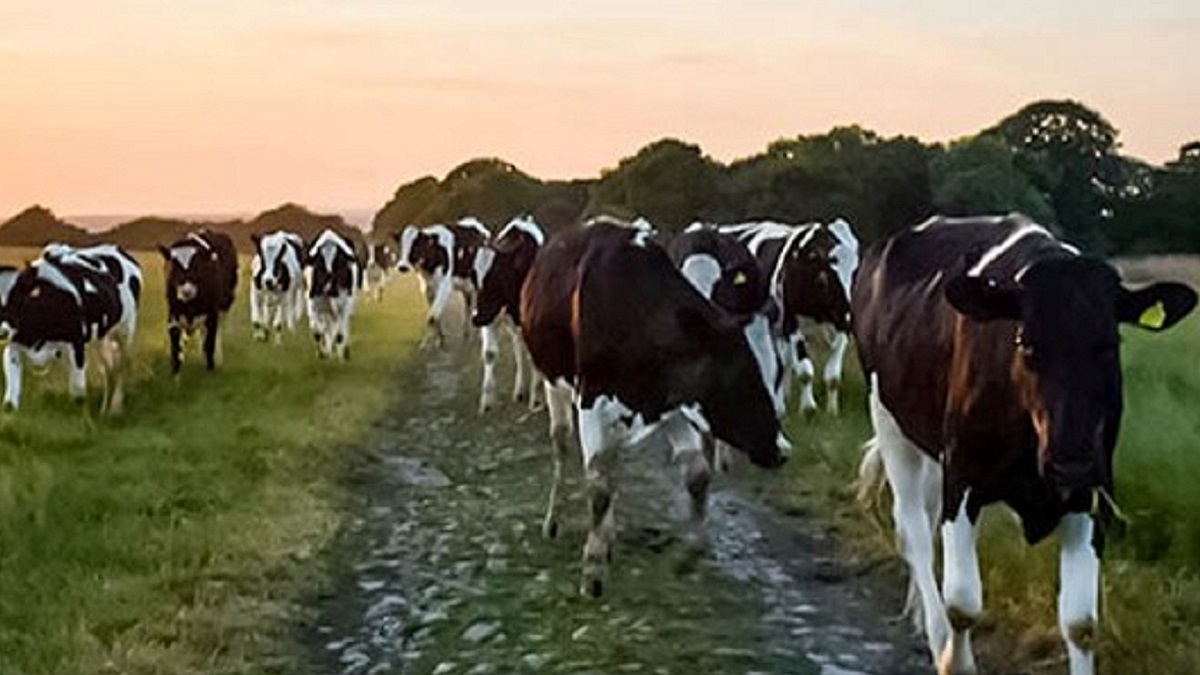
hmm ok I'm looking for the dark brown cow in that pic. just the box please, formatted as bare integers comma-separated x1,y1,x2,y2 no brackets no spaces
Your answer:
853,214,1196,675
522,217,788,597
470,215,545,413
159,230,238,373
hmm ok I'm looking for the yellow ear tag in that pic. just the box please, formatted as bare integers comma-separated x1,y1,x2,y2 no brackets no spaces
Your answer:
1139,301,1166,329
733,271,747,286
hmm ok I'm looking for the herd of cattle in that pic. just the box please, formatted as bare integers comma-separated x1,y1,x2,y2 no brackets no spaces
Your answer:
1,211,1196,675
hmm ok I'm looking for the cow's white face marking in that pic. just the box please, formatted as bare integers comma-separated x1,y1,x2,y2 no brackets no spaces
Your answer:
397,226,420,270
827,219,860,299
320,243,337,272
631,229,652,248
171,246,198,270
679,254,722,300
474,247,496,285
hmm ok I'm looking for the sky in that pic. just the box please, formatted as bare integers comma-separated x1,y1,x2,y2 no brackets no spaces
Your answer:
1,0,1198,219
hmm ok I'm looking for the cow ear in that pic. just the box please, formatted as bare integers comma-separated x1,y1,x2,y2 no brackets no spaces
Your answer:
1118,282,1198,331
251,233,262,247
158,245,172,261
945,274,1022,322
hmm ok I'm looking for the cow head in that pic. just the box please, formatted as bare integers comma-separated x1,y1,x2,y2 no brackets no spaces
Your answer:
670,228,768,321
252,232,299,293
681,307,789,469
307,232,358,298
779,226,852,331
159,235,221,306
946,257,1197,494
472,230,539,327
3,261,87,346
394,226,420,273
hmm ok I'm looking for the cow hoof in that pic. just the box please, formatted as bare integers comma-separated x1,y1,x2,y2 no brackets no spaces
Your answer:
581,577,604,598
479,403,492,415
542,519,559,539
514,392,526,403
2,401,15,413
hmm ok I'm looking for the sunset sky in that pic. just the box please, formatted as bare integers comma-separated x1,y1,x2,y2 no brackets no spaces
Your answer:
2,1,1198,220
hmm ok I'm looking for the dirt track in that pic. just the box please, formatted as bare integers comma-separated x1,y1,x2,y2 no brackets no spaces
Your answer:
301,341,932,675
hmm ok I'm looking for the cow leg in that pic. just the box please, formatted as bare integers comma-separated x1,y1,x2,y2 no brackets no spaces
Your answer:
203,314,219,371
1059,513,1099,675
508,323,528,404
460,288,476,341
527,361,544,412
106,339,127,416
336,301,352,360
666,417,710,551
789,332,818,414
68,341,88,403
823,329,849,416
869,382,948,661
479,325,498,414
250,288,266,341
541,381,573,538
169,322,183,374
938,490,981,675
3,344,22,411
578,397,620,598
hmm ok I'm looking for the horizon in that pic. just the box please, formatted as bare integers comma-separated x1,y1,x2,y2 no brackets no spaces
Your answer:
3,1,1198,216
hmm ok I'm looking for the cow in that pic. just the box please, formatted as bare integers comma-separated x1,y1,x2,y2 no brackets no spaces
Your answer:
470,215,545,414
852,214,1197,675
363,241,398,302
250,230,306,343
667,226,787,472
2,243,142,414
395,217,490,347
716,219,859,415
159,230,238,374
521,217,788,597
305,228,361,360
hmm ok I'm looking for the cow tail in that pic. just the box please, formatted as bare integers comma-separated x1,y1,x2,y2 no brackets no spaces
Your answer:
854,437,886,510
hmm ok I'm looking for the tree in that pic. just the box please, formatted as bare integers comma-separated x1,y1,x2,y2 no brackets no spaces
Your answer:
932,134,1055,224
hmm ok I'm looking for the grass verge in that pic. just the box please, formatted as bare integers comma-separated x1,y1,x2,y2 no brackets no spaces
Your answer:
0,249,425,675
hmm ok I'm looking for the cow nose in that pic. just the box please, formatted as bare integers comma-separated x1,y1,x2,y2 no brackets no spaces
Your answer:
398,263,412,273
177,283,198,302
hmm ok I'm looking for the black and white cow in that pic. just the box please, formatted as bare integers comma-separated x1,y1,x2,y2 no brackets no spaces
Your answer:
716,219,859,415
250,230,306,343
470,215,545,414
667,226,788,471
522,217,789,597
159,230,238,373
395,217,490,347
363,241,398,302
2,243,142,413
305,228,361,360
853,214,1196,675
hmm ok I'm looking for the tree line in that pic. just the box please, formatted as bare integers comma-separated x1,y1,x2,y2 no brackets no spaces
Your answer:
373,99,1200,254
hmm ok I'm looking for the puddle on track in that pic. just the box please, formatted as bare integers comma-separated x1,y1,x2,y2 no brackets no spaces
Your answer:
303,345,930,675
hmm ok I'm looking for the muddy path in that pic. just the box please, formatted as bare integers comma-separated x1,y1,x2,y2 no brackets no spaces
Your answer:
301,339,931,675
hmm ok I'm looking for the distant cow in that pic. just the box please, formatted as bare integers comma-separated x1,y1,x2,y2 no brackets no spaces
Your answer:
717,219,859,415
470,215,545,414
395,218,490,347
250,230,306,343
159,230,238,373
363,241,398,302
305,229,361,360
853,214,1196,675
2,243,142,413
522,217,788,597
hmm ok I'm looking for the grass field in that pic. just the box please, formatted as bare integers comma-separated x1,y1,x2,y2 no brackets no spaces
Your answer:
780,258,1200,674
0,249,425,675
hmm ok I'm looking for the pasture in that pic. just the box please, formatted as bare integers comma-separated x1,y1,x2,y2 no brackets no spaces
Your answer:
1,244,1198,675
0,248,424,674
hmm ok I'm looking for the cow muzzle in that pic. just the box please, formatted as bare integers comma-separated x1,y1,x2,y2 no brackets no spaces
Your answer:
397,263,413,273
0,322,11,341
176,282,198,303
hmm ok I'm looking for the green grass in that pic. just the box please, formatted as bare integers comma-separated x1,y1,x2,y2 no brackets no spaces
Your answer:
778,311,1200,673
0,249,425,675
